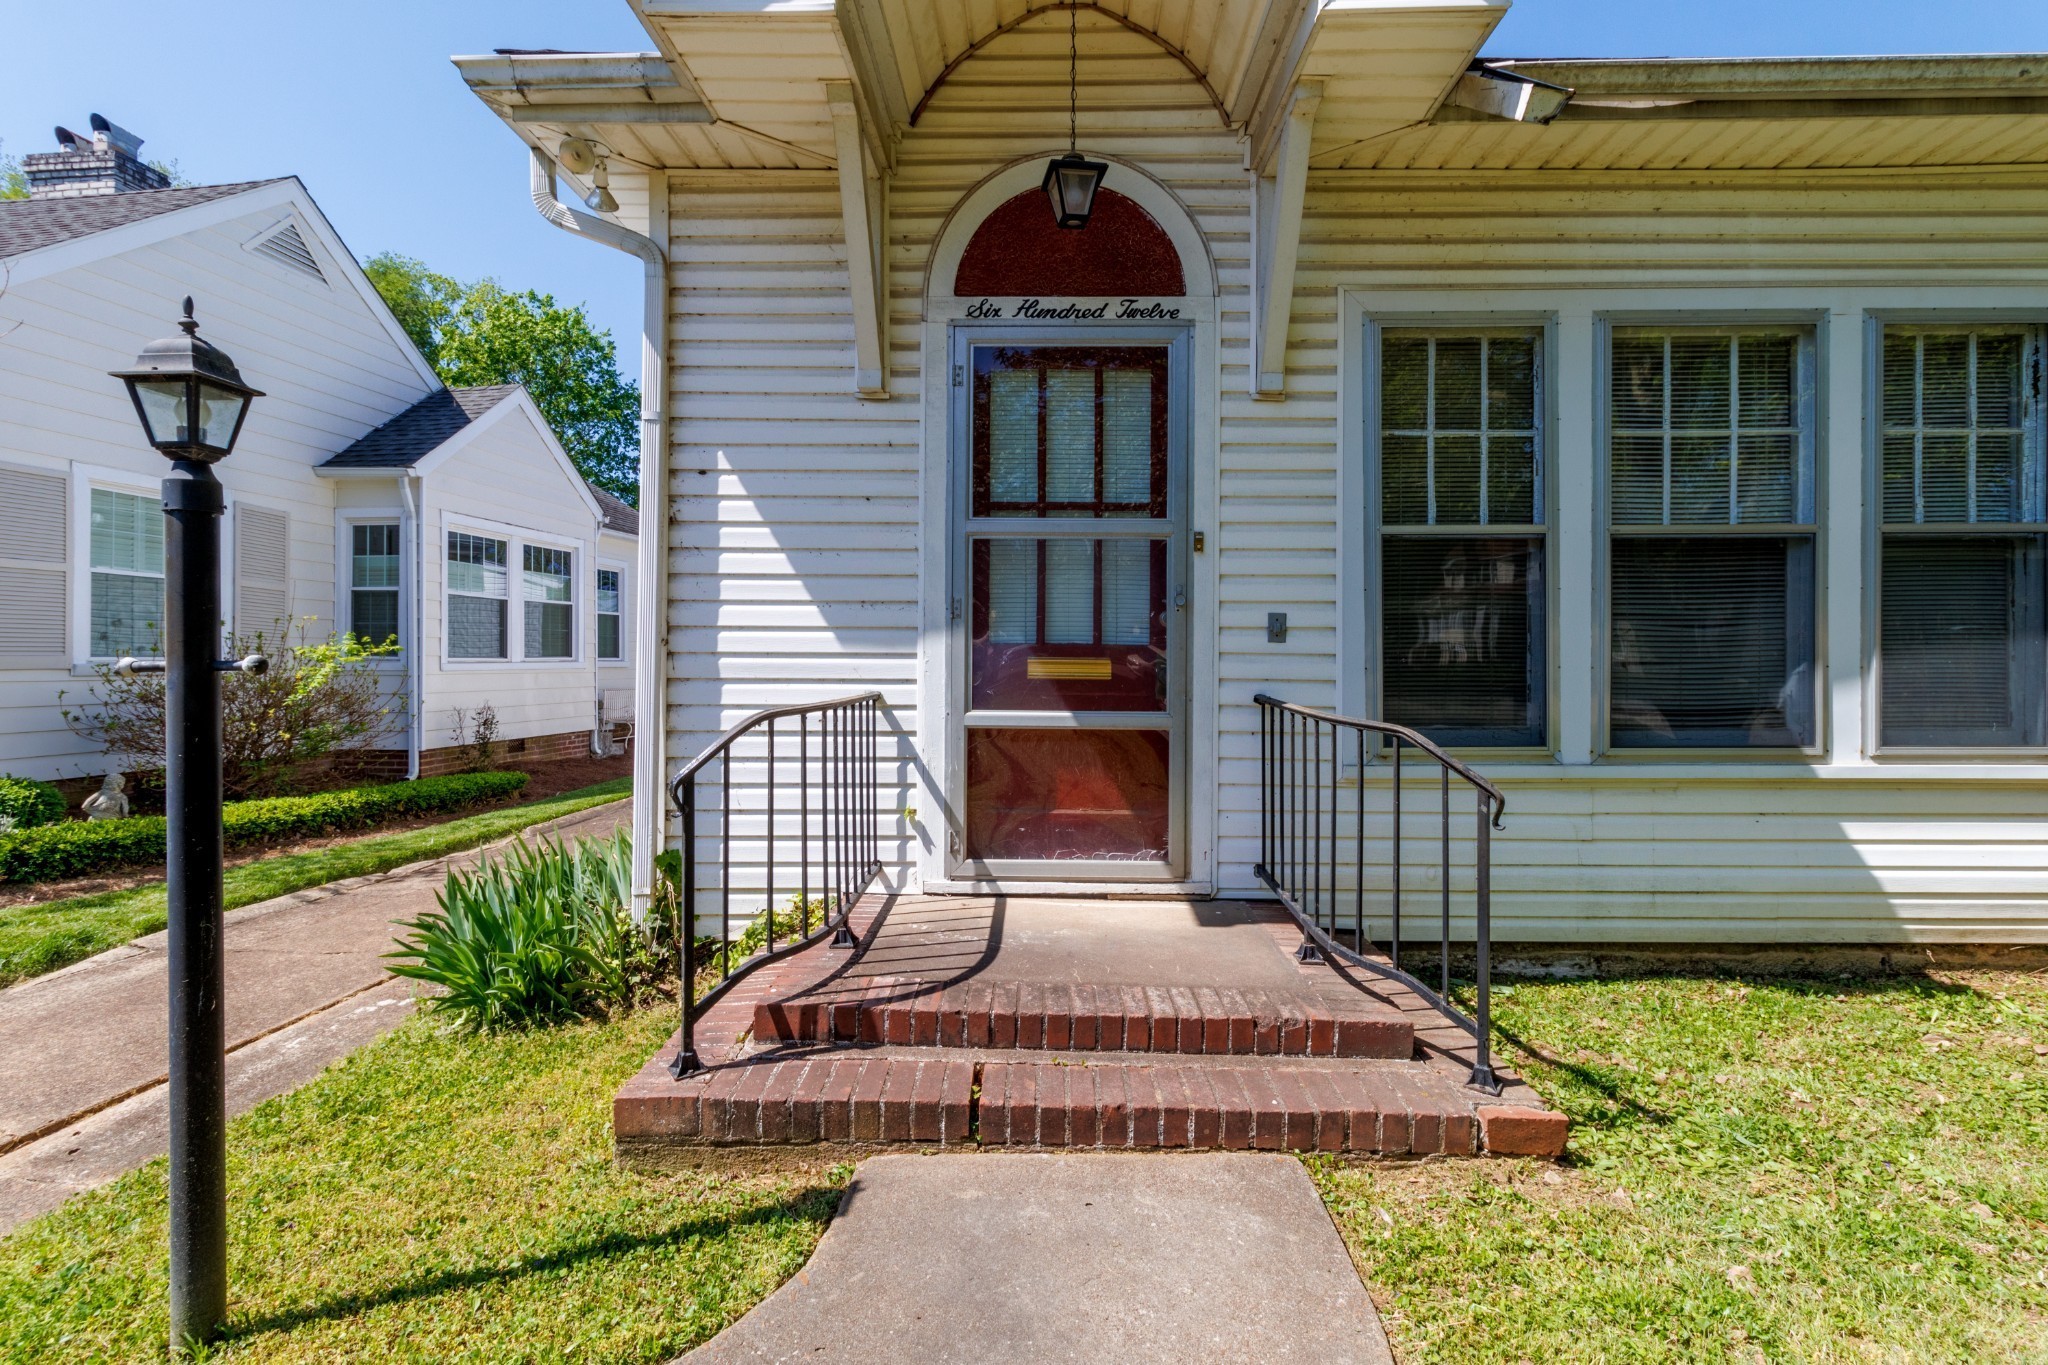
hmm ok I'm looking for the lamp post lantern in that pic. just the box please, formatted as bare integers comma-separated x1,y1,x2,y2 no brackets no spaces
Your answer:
109,297,262,1353
1041,2,1107,228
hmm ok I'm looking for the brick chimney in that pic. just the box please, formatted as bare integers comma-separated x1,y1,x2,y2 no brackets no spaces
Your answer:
24,115,171,199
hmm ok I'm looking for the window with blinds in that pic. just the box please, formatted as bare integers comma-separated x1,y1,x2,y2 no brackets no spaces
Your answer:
447,531,508,659
350,523,401,649
972,347,1168,518
522,545,574,660
1878,326,2046,748
1607,328,1817,748
596,568,623,660
1378,330,1546,746
90,487,164,659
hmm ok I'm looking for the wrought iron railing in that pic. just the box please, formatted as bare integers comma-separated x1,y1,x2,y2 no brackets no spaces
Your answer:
666,691,883,1077
1252,694,1507,1092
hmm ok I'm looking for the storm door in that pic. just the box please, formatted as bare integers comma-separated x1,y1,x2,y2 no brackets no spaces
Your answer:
952,337,1186,881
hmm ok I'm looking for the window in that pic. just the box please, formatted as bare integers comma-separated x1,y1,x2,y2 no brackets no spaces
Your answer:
1377,330,1546,746
447,531,507,659
596,568,623,660
1607,328,1817,748
1878,326,2046,747
90,487,164,658
350,523,401,648
523,544,574,659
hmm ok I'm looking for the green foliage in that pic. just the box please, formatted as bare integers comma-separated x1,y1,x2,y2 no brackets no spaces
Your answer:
0,771,527,885
0,140,25,200
363,251,640,502
0,777,66,830
386,830,658,1033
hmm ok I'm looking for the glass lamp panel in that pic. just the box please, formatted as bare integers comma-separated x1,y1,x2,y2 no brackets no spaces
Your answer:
194,383,247,450
1055,163,1101,223
131,379,189,447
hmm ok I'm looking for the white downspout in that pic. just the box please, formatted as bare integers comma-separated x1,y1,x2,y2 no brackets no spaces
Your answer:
400,473,423,780
529,147,669,924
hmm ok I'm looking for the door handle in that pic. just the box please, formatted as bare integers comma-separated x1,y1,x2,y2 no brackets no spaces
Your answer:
1173,588,1187,610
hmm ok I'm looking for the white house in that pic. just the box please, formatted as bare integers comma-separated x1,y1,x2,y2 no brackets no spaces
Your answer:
0,117,636,788
458,3,2048,945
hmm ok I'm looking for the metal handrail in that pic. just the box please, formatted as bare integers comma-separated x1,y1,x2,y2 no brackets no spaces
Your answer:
667,691,883,1077
1252,693,1504,1093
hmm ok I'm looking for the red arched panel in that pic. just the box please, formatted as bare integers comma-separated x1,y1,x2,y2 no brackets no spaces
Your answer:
954,187,1185,297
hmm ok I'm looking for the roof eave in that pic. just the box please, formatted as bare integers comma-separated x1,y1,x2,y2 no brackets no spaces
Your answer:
1485,52,2048,103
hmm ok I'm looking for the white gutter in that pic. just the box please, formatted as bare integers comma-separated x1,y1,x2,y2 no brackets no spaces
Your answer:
529,147,669,924
400,472,424,781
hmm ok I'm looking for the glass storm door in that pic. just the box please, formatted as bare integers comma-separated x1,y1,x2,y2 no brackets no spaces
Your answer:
954,338,1185,880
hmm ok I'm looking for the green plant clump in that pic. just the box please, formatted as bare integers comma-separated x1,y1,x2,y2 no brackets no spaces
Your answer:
387,830,667,1033
0,777,66,830
0,771,527,885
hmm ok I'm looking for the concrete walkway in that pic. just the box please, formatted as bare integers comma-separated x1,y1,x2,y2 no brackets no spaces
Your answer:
0,797,630,1234
682,1152,1395,1364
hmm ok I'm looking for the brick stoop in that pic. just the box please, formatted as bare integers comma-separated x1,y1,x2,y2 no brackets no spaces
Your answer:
753,976,1414,1059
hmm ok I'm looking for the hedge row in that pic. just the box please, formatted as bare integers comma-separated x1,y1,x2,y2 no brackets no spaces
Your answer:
0,771,530,885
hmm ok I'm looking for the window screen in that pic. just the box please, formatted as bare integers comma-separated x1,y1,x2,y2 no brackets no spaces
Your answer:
1607,328,1817,748
1878,327,2046,747
523,545,573,660
90,487,164,658
1378,331,1545,746
447,531,507,659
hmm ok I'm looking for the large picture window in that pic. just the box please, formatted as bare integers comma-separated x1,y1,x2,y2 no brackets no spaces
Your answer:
523,545,574,660
1377,330,1546,746
447,531,508,660
350,523,401,649
89,487,164,658
1878,326,2046,747
1607,328,1818,748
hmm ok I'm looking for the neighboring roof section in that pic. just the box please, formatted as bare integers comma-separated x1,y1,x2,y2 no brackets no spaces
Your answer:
590,484,639,536
0,179,288,259
320,385,522,469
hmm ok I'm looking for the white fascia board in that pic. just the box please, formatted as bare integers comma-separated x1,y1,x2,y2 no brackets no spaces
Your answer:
411,389,606,526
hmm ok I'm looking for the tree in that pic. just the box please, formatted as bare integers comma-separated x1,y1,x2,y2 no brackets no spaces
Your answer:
0,142,26,200
364,253,640,503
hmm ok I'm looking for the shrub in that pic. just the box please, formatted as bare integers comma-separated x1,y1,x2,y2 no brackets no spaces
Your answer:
0,777,66,830
450,703,501,774
61,619,403,799
386,831,648,1033
0,770,528,885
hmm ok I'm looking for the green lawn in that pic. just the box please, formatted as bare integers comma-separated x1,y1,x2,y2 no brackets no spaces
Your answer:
0,778,630,988
1316,964,2048,1362
0,1008,844,1363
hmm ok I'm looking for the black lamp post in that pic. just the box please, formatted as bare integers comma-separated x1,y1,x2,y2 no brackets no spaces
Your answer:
109,297,263,1353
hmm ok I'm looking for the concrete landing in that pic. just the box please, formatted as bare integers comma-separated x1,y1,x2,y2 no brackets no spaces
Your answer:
680,1152,1394,1365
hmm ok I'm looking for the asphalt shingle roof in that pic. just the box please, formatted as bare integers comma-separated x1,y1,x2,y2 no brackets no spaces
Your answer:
0,180,288,259
320,385,523,469
590,485,640,535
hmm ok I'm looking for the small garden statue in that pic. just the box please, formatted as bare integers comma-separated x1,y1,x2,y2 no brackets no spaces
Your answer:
82,772,130,821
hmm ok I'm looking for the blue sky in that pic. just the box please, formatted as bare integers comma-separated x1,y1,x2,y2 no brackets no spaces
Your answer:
7,1,2046,383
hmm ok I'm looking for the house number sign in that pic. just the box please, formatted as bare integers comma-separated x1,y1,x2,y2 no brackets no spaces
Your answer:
963,297,1184,320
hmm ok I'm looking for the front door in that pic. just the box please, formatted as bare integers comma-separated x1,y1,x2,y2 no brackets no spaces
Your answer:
951,333,1187,881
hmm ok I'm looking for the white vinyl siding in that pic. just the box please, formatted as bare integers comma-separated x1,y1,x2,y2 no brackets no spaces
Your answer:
89,487,164,659
233,503,291,640
1877,326,2048,749
1606,328,1819,750
0,464,69,663
446,531,509,660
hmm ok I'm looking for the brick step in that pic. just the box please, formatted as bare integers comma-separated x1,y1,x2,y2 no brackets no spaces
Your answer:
613,1044,1568,1159
751,978,1415,1059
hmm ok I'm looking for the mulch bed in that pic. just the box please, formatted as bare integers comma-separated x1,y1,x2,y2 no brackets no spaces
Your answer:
0,754,631,912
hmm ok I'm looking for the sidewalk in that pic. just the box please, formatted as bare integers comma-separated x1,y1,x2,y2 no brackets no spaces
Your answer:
682,1151,1395,1364
0,797,630,1234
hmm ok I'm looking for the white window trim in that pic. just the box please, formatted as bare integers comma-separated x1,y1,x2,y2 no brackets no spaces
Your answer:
595,559,629,663
1594,311,1826,761
70,463,163,670
1864,310,2048,760
437,510,588,670
336,508,408,663
1358,313,1560,761
1340,283,2048,782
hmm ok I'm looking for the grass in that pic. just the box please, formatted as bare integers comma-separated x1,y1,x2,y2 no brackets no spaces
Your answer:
0,1008,845,1363
1315,964,2048,1363
0,778,631,989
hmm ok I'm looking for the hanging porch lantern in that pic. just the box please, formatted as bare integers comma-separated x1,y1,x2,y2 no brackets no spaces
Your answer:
1043,4,1107,229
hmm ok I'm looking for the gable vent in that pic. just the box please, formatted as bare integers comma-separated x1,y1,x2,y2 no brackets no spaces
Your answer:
252,222,326,282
